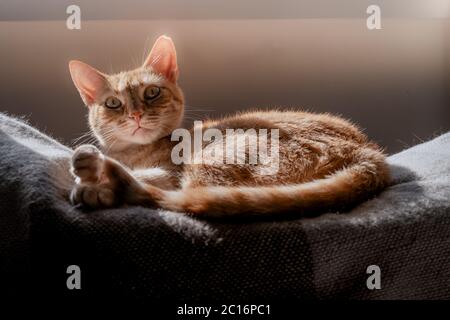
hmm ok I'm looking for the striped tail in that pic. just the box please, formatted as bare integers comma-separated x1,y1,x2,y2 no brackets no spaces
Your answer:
152,148,390,218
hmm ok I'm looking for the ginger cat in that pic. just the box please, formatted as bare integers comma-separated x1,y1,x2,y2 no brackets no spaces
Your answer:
68,35,390,218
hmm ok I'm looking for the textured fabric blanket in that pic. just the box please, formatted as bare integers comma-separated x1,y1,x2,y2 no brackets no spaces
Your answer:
1,113,449,301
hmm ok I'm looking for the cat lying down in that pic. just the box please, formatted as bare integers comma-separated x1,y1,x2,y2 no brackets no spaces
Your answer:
68,35,390,218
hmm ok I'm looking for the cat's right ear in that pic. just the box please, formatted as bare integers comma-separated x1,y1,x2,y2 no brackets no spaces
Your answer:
69,60,108,106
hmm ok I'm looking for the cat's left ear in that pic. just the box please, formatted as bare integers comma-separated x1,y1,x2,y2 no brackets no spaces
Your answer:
143,35,179,83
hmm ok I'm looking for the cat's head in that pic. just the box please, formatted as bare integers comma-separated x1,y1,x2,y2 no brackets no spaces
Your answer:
69,35,184,149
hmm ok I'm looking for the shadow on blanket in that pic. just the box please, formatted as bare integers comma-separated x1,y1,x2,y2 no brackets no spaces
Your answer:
1,113,449,301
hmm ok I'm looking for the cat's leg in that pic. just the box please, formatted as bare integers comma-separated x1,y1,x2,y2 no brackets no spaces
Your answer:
70,144,164,208
133,168,178,190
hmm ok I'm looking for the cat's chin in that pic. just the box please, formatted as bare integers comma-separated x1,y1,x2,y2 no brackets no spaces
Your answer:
123,128,161,145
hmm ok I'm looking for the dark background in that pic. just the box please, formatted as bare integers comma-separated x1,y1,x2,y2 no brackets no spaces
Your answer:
0,0,449,153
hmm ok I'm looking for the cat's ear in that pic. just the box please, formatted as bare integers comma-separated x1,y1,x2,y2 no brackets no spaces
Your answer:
143,35,178,83
69,60,108,106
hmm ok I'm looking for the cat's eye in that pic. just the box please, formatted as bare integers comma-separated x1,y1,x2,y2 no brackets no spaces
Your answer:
144,86,160,100
104,96,122,109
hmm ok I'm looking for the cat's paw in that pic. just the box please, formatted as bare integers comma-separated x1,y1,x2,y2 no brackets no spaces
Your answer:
70,183,117,208
71,144,105,183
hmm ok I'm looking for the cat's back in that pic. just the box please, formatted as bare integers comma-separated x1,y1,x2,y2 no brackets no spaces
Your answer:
203,109,368,145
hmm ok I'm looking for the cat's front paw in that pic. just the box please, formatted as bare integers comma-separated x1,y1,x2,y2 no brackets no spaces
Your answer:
71,144,105,183
70,183,117,208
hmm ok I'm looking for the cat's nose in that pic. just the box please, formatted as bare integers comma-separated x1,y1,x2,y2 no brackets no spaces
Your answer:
129,111,143,122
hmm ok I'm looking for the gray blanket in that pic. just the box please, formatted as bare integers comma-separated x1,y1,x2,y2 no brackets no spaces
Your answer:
1,112,449,300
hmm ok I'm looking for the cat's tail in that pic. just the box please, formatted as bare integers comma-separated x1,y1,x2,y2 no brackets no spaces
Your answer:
150,148,390,218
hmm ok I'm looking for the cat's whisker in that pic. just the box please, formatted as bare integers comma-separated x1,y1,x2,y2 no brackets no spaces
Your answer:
130,51,141,69
184,109,216,112
71,129,99,147
141,36,152,65
107,59,115,74
71,133,91,145
101,127,118,134
101,132,118,143
105,138,119,154
185,104,217,112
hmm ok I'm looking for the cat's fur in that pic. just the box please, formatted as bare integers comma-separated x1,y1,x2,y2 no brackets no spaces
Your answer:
68,35,390,218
